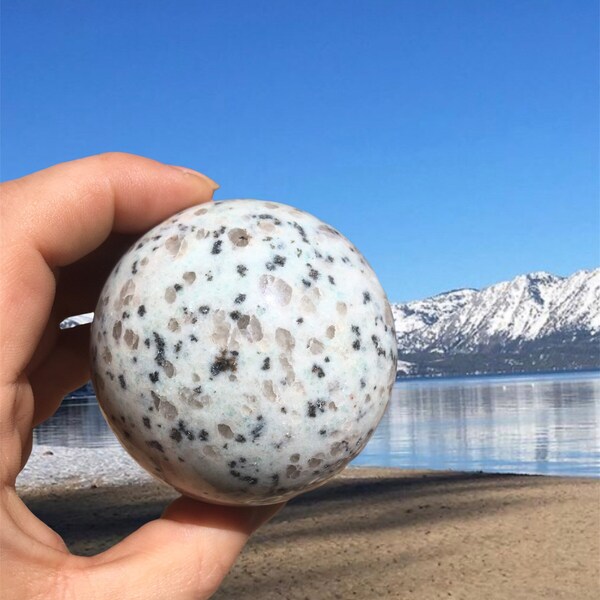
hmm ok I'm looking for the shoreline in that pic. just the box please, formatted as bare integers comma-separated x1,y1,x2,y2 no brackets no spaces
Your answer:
18,444,599,498
17,447,600,599
396,368,600,383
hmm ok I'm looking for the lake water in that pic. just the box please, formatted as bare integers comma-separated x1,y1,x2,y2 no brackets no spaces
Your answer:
34,372,600,477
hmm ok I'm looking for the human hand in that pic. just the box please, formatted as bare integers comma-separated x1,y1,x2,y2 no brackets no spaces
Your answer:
0,153,282,599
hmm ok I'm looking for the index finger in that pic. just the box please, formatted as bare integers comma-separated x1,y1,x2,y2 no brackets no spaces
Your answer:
1,152,218,267
0,152,218,384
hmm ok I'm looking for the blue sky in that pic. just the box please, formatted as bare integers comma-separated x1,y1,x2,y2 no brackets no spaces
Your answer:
2,1,598,302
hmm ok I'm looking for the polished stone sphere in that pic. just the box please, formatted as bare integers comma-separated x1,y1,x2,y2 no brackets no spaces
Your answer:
91,200,397,505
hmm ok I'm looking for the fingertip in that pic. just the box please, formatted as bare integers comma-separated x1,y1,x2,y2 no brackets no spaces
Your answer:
169,165,220,193
162,496,285,536
248,501,286,530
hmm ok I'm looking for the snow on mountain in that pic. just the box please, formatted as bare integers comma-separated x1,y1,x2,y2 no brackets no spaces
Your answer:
392,269,600,354
395,360,417,376
60,313,94,329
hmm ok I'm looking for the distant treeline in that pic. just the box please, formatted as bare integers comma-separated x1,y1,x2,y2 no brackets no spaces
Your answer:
398,332,600,378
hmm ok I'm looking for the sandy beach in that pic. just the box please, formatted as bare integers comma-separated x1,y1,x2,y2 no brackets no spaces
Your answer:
18,448,599,600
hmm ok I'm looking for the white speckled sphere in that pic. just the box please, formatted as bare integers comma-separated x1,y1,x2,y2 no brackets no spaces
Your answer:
91,200,397,505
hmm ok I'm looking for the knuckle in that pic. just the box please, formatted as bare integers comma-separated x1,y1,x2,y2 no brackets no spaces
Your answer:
97,151,128,162
94,151,138,169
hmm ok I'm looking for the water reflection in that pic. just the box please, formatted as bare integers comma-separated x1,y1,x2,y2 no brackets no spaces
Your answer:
34,394,116,448
353,372,600,476
34,372,600,476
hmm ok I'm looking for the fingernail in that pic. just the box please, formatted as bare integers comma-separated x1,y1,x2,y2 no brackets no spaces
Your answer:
170,165,220,191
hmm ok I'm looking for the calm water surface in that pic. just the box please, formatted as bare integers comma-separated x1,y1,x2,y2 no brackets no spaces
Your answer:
34,372,600,477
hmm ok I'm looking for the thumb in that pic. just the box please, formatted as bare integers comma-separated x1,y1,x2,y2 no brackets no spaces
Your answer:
78,497,284,600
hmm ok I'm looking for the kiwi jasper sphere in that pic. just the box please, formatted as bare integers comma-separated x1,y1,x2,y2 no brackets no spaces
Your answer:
90,200,397,505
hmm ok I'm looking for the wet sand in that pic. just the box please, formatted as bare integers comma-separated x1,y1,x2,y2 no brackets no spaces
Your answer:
20,468,599,599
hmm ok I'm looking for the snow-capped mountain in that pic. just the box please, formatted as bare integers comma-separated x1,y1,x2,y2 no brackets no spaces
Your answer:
392,269,600,376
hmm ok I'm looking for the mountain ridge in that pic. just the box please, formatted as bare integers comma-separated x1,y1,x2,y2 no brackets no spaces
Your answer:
392,268,600,377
